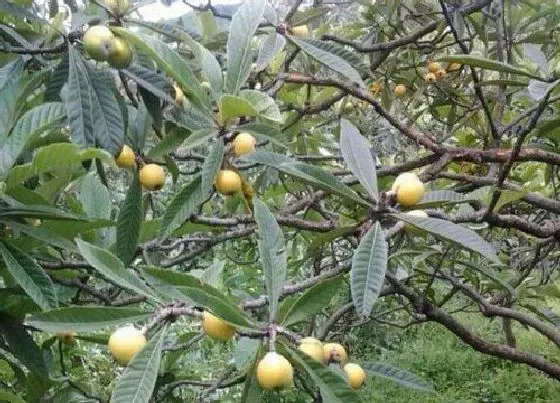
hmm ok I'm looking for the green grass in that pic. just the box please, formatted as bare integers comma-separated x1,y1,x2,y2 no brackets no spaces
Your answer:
353,312,560,402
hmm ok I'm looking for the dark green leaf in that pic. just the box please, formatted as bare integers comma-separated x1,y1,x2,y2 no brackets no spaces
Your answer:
289,37,365,85
254,198,286,321
158,175,204,238
362,362,434,393
340,119,378,200
242,151,369,206
280,343,361,402
117,173,142,266
63,48,95,148
394,214,500,263
351,222,387,317
122,64,175,104
281,277,342,326
26,307,151,333
201,138,224,196
219,94,258,124
112,28,210,110
76,239,155,300
0,241,58,311
110,326,167,403
437,55,541,80
226,0,266,94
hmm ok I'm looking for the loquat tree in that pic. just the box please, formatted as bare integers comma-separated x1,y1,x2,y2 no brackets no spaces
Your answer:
1,0,560,401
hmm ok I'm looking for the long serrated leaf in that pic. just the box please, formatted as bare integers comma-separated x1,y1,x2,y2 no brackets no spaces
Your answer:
226,0,266,94
255,33,286,72
437,55,541,80
122,64,175,104
110,326,167,403
6,144,115,186
281,277,342,326
289,37,365,86
26,307,150,333
0,102,65,179
158,175,204,238
76,239,155,300
201,138,224,196
2,220,77,252
199,44,223,95
86,66,124,155
340,119,378,200
0,241,58,311
240,344,263,403
280,343,361,402
0,320,49,380
362,362,434,393
253,198,286,321
64,48,95,148
394,214,500,263
242,151,368,206
142,267,251,327
117,173,142,266
239,90,282,122
112,28,210,110
351,222,387,317
78,172,111,220
415,190,471,207
0,57,24,90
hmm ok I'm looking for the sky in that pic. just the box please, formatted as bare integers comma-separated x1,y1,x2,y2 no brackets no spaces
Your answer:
136,0,240,21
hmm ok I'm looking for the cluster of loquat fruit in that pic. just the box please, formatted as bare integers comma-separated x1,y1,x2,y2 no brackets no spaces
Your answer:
55,312,367,391
423,60,462,83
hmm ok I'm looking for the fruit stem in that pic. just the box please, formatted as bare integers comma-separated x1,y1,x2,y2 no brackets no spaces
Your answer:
268,324,277,352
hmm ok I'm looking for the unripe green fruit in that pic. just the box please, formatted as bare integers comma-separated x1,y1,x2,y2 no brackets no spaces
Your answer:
108,37,133,69
83,25,115,61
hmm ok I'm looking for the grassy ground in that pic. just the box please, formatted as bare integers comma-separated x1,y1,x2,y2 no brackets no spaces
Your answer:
353,312,560,402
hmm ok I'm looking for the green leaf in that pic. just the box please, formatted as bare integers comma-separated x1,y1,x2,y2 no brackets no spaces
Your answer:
0,318,50,379
253,198,286,321
0,390,25,403
201,138,224,196
64,48,95,148
0,102,65,179
196,260,225,289
0,57,24,90
158,175,204,238
362,362,434,393
147,128,187,158
415,190,471,208
219,94,258,124
437,55,541,80
78,172,111,220
225,0,266,94
117,173,142,266
0,241,58,311
528,79,560,101
351,222,387,317
198,44,223,95
236,123,288,149
234,337,260,371
86,66,125,155
0,220,77,252
394,214,500,263
122,64,175,104
242,151,369,206
76,239,155,300
288,6,329,25
494,189,529,211
110,326,167,403
142,267,251,328
181,128,217,149
281,277,342,326
340,119,378,200
289,37,365,86
6,143,115,186
240,344,263,403
280,343,361,402
255,33,286,72
45,53,69,101
25,307,151,333
239,90,283,122
112,28,210,110
0,1,45,22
